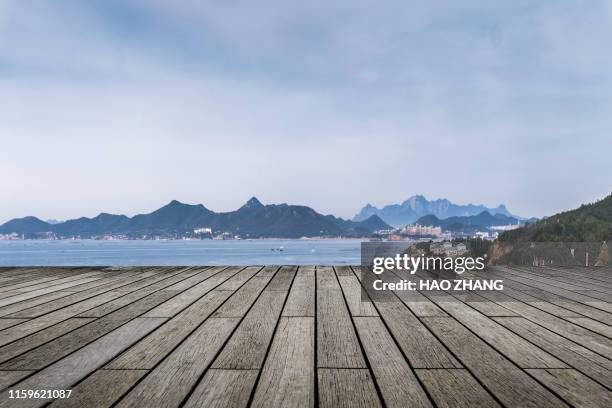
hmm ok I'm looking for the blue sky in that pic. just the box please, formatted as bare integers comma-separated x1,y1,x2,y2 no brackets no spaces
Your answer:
0,0,610,222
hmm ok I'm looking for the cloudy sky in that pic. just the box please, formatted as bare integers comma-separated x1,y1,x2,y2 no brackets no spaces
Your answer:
1,0,610,223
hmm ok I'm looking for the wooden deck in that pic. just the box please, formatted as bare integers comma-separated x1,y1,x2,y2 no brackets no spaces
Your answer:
0,265,610,407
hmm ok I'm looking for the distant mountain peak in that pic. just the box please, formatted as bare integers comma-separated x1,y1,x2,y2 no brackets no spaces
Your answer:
241,196,264,210
353,195,519,227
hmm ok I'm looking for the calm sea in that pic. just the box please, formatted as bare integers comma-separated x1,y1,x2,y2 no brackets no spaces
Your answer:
0,239,362,266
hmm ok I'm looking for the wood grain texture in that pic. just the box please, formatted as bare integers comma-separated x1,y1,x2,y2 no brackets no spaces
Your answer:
494,316,612,388
422,317,569,408
318,369,382,408
266,265,297,291
107,290,233,369
114,317,239,408
0,318,95,365
212,289,287,369
282,268,315,317
354,317,431,408
526,369,612,407
213,276,274,318
251,317,315,408
0,266,608,408
47,369,148,408
415,369,500,408
316,267,366,368
0,318,28,331
425,292,566,368
0,291,177,370
0,370,32,391
376,300,461,368
337,273,378,317
0,317,165,408
184,369,258,408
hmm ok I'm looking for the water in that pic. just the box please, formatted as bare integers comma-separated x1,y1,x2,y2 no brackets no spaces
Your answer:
0,239,362,266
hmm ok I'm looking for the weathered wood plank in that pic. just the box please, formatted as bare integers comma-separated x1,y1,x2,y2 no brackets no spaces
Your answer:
282,267,315,317
375,301,461,368
5,271,106,293
565,317,612,338
0,318,95,364
378,269,447,317
0,265,606,408
494,317,612,388
0,291,24,300
212,289,287,369
296,265,315,277
0,290,123,347
76,268,199,318
415,369,500,408
266,265,297,291
318,369,382,408
422,317,569,408
337,273,378,317
213,276,274,318
214,266,258,291
153,266,214,291
0,317,165,408
142,266,243,317
0,268,163,318
251,317,315,408
0,318,28,331
424,292,566,368
0,290,178,370
354,317,431,408
317,266,366,368
107,290,233,369
480,290,612,358
114,317,239,408
525,369,612,407
0,370,32,391
0,271,77,292
493,266,612,314
47,369,148,408
256,266,280,277
183,369,258,408
334,265,354,276
0,276,108,308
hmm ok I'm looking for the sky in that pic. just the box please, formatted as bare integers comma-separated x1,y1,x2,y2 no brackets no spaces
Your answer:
1,0,611,223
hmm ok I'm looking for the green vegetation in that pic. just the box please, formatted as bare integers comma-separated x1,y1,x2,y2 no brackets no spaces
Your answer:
499,193,612,242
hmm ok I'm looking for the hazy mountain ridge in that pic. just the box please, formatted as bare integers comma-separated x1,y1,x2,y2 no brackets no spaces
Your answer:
353,195,516,227
416,211,520,232
0,197,391,239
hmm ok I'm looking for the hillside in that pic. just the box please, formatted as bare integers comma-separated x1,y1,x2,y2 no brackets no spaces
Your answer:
353,195,516,227
416,211,519,232
499,193,612,242
0,197,391,239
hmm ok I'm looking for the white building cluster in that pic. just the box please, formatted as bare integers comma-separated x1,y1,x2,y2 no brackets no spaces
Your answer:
401,224,443,237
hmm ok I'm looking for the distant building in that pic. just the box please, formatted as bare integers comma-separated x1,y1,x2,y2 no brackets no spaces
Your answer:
431,241,468,257
401,224,442,237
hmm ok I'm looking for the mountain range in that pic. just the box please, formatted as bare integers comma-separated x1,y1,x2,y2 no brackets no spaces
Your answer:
415,211,520,232
353,195,517,227
0,197,391,239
